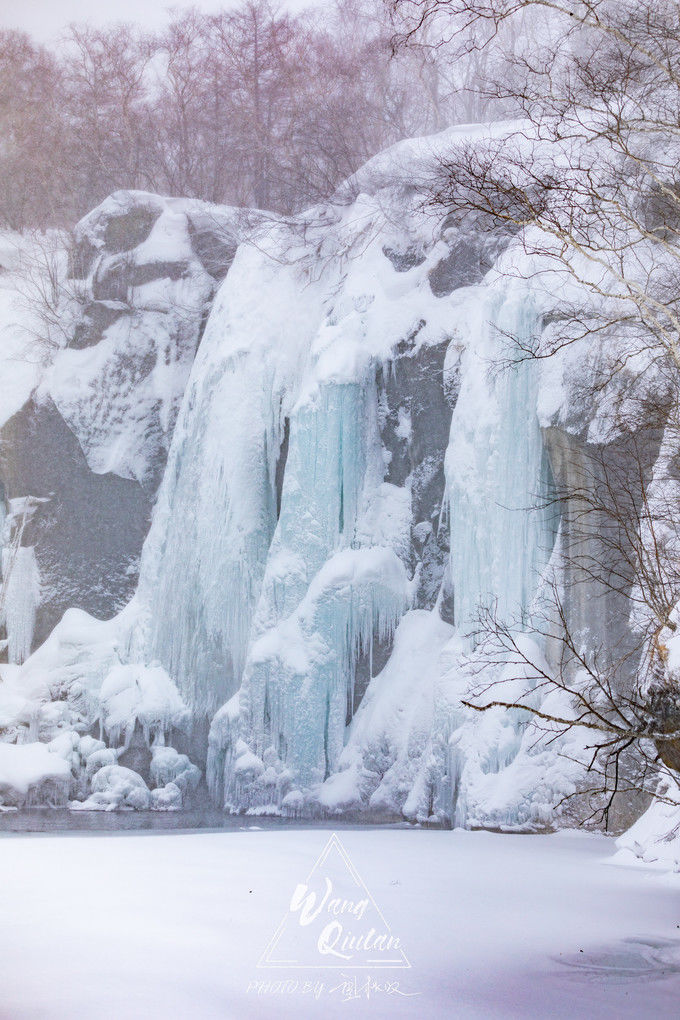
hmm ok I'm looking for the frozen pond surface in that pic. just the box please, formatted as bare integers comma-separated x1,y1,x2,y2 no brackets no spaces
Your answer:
0,827,679,1018
0,807,404,835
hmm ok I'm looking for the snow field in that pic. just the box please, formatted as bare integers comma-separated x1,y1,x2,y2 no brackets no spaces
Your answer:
0,827,679,1019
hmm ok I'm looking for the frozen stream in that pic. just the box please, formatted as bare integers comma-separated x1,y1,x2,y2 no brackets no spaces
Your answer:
0,828,679,1018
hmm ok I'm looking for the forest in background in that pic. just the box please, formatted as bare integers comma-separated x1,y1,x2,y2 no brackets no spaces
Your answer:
0,0,532,229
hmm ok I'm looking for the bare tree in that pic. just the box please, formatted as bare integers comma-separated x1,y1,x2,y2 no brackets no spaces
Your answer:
10,231,89,355
460,406,680,824
0,1,528,228
61,24,154,214
0,31,67,230
386,0,680,817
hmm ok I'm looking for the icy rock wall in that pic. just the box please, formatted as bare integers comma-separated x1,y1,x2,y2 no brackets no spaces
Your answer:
0,191,255,652
128,150,564,818
133,232,323,725
1,126,643,824
131,183,461,765
325,285,563,826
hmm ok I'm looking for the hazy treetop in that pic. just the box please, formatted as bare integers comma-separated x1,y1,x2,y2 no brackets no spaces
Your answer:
1,0,315,45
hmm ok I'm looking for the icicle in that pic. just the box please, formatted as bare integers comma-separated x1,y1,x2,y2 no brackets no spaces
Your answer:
3,546,40,664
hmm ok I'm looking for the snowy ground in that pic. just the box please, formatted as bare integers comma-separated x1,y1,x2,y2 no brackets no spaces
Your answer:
1,828,679,1018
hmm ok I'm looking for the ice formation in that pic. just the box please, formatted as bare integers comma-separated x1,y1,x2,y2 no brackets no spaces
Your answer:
0,125,645,826
444,288,558,639
194,187,564,818
1,545,40,665
1,496,42,665
319,285,566,825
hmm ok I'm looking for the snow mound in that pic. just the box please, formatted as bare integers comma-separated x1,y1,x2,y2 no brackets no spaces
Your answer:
0,603,202,811
98,663,190,748
150,745,201,795
0,742,70,808
72,764,151,811
615,779,680,871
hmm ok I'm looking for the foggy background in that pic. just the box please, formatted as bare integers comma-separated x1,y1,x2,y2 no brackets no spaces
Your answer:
0,0,527,231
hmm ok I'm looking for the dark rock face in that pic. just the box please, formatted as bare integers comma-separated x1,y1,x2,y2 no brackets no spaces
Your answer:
378,335,458,611
117,722,153,784
382,244,426,273
103,205,161,255
68,237,98,281
543,424,664,676
0,397,150,649
428,221,514,298
91,258,190,300
350,336,459,717
187,217,239,280
70,301,126,350
429,239,483,295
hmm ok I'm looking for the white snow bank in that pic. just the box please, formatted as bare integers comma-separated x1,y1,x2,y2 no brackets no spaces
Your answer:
615,778,680,872
0,605,129,744
98,663,190,747
0,742,70,807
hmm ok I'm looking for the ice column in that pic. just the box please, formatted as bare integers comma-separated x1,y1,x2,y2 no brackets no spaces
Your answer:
436,286,559,828
135,350,284,718
445,288,557,638
2,546,40,664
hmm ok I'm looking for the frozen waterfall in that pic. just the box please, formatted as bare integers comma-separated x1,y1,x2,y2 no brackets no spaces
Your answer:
445,287,558,641
208,379,411,811
132,239,320,720
1,545,40,665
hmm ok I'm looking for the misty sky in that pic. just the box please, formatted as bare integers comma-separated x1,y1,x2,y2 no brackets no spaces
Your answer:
0,0,314,44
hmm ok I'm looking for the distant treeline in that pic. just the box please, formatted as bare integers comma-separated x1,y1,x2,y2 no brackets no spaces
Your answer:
0,0,517,229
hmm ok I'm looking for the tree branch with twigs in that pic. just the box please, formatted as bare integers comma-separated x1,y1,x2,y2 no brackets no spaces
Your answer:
388,0,680,820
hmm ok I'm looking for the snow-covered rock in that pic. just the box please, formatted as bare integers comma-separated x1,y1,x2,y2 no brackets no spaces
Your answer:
48,190,257,491
615,778,680,871
73,764,151,811
150,745,201,795
0,193,259,655
98,663,190,748
0,742,70,808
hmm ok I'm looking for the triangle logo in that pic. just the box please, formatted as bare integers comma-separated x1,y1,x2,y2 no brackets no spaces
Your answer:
258,832,410,970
